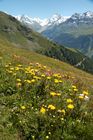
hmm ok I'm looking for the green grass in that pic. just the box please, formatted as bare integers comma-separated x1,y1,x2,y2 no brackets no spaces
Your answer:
0,39,93,89
0,40,93,140
0,60,93,140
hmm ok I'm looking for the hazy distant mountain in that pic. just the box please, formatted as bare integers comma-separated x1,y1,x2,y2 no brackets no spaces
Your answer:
42,11,93,60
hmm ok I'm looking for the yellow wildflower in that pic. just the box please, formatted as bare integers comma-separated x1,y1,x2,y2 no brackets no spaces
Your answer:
79,95,84,100
16,79,21,82
21,106,26,110
72,85,77,89
41,74,46,77
67,104,74,109
59,80,62,83
47,76,51,80
53,73,58,77
17,64,22,67
67,99,73,103
34,69,38,72
73,88,78,92
15,67,20,71
61,109,66,115
56,93,61,96
10,67,14,70
54,79,59,83
43,66,47,69
40,107,46,114
33,76,41,80
26,80,31,84
50,92,56,96
48,105,56,110
53,73,61,78
83,91,88,95
50,92,61,96
31,79,35,83
46,136,49,139
30,72,35,76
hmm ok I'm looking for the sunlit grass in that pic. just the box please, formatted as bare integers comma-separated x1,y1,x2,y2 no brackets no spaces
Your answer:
0,40,93,139
0,57,93,139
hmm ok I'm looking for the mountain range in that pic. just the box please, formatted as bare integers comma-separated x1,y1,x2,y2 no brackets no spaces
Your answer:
16,11,93,60
15,14,69,32
16,11,93,32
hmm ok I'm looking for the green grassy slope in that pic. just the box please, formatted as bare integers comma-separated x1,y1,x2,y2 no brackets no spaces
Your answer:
0,39,93,140
0,38,93,90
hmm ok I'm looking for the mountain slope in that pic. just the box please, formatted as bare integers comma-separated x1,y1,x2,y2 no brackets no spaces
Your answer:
0,36,93,89
0,33,93,140
42,11,93,60
0,11,93,74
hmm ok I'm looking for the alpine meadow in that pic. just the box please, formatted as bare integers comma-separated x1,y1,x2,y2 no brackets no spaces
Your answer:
0,0,93,140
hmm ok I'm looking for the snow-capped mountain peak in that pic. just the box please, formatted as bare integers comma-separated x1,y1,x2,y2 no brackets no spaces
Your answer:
15,15,21,21
70,11,93,20
71,13,81,20
16,15,35,24
47,14,69,26
15,11,93,32
83,11,93,18
50,14,62,22
16,13,69,28
16,15,49,26
33,17,49,26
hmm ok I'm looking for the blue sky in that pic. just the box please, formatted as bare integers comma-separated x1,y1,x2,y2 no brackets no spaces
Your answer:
0,0,93,18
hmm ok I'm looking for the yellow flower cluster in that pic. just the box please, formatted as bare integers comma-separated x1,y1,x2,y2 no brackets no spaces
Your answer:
72,85,78,92
67,104,74,109
54,79,62,83
83,90,88,95
40,107,46,114
21,106,26,110
4,61,90,126
67,99,73,103
50,91,61,96
48,105,56,110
